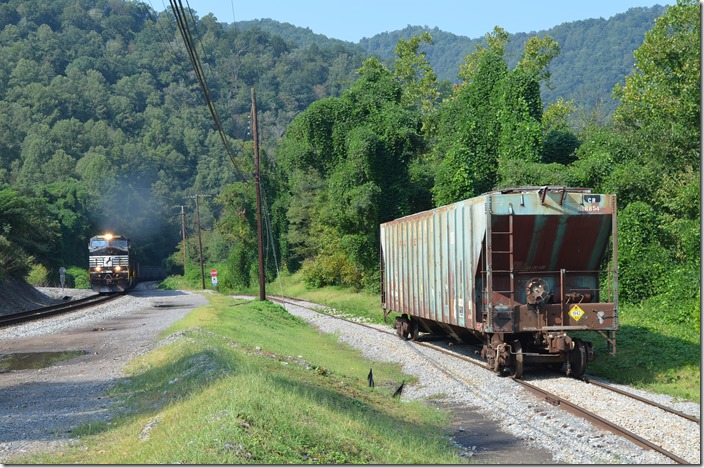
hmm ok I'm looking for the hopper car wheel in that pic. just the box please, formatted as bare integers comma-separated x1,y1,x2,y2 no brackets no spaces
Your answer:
410,318,419,341
510,340,523,379
394,315,411,340
569,339,588,378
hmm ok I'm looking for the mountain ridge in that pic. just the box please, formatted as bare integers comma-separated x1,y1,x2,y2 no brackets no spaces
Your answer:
234,5,668,115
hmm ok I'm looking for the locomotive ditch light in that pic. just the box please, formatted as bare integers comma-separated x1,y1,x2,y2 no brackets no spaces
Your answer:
95,266,102,272
115,265,122,272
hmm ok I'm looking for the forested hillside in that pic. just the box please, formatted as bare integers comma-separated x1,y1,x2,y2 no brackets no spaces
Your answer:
0,0,699,336
216,6,667,118
0,0,366,273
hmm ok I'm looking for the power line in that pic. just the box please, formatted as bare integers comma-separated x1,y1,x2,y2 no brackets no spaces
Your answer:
170,1,280,297
144,2,205,104
170,0,246,182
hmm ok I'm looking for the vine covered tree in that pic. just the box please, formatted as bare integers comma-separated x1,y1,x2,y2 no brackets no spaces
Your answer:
613,0,699,319
279,56,423,289
393,31,440,132
432,27,561,204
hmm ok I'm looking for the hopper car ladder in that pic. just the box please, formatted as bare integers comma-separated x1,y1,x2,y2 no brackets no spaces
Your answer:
483,198,517,330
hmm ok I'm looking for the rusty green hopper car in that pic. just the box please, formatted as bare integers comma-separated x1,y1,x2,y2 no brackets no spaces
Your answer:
380,186,618,378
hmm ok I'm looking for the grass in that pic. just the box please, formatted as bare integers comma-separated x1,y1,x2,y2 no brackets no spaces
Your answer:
165,270,700,403
575,301,700,403
18,271,696,462
12,295,463,464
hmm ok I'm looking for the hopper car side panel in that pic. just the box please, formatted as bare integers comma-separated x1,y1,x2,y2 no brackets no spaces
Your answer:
381,186,618,377
381,196,487,341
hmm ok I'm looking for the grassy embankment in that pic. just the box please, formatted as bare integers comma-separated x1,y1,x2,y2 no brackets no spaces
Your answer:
13,293,464,464
175,270,700,404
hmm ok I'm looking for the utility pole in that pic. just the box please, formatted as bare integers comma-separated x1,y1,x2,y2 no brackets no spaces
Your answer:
186,195,209,289
180,205,187,275
251,87,266,301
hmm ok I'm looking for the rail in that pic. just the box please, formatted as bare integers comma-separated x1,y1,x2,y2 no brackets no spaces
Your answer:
0,293,123,328
263,294,693,464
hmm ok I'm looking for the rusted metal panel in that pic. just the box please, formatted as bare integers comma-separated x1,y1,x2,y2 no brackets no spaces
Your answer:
381,197,485,329
381,187,618,336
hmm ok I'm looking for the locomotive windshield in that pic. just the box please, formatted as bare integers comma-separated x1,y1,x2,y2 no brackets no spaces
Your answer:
89,236,129,254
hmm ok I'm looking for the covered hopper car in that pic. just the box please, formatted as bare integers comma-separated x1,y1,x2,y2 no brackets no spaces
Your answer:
88,233,138,293
380,186,618,378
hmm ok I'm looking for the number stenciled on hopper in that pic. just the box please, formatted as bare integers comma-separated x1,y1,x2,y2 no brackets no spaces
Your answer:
579,194,603,212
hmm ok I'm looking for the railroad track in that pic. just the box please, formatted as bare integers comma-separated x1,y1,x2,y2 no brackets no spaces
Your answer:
265,294,699,464
0,293,123,328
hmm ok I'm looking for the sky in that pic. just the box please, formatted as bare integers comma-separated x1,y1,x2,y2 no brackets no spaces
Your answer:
173,0,672,43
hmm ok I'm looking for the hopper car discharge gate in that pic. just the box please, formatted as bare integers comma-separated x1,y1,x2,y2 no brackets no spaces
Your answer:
380,186,618,378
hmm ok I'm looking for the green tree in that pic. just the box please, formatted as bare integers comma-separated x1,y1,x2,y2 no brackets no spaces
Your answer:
541,98,580,165
495,35,561,187
34,181,92,267
433,27,508,204
613,0,700,303
393,31,440,131
434,28,561,201
617,201,671,303
567,1,699,320
280,56,422,288
0,186,61,278
216,182,257,289
613,0,700,172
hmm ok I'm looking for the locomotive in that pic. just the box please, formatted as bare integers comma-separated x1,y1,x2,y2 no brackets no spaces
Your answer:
380,186,618,378
88,233,138,293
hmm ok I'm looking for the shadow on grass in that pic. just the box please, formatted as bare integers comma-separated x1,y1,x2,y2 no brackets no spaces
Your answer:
61,346,459,464
235,374,455,463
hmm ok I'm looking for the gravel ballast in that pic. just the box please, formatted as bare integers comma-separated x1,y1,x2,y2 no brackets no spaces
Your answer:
0,285,208,462
262,296,700,464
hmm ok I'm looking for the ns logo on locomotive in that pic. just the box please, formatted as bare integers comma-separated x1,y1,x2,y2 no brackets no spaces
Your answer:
88,233,138,293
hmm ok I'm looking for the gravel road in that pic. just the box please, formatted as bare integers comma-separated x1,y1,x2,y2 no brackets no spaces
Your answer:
0,285,208,462
0,287,699,464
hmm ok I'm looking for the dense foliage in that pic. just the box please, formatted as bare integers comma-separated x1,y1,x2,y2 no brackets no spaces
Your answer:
358,5,668,117
0,0,698,334
0,0,365,280
279,56,426,289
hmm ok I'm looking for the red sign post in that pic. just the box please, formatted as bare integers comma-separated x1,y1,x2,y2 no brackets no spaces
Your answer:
210,269,218,287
